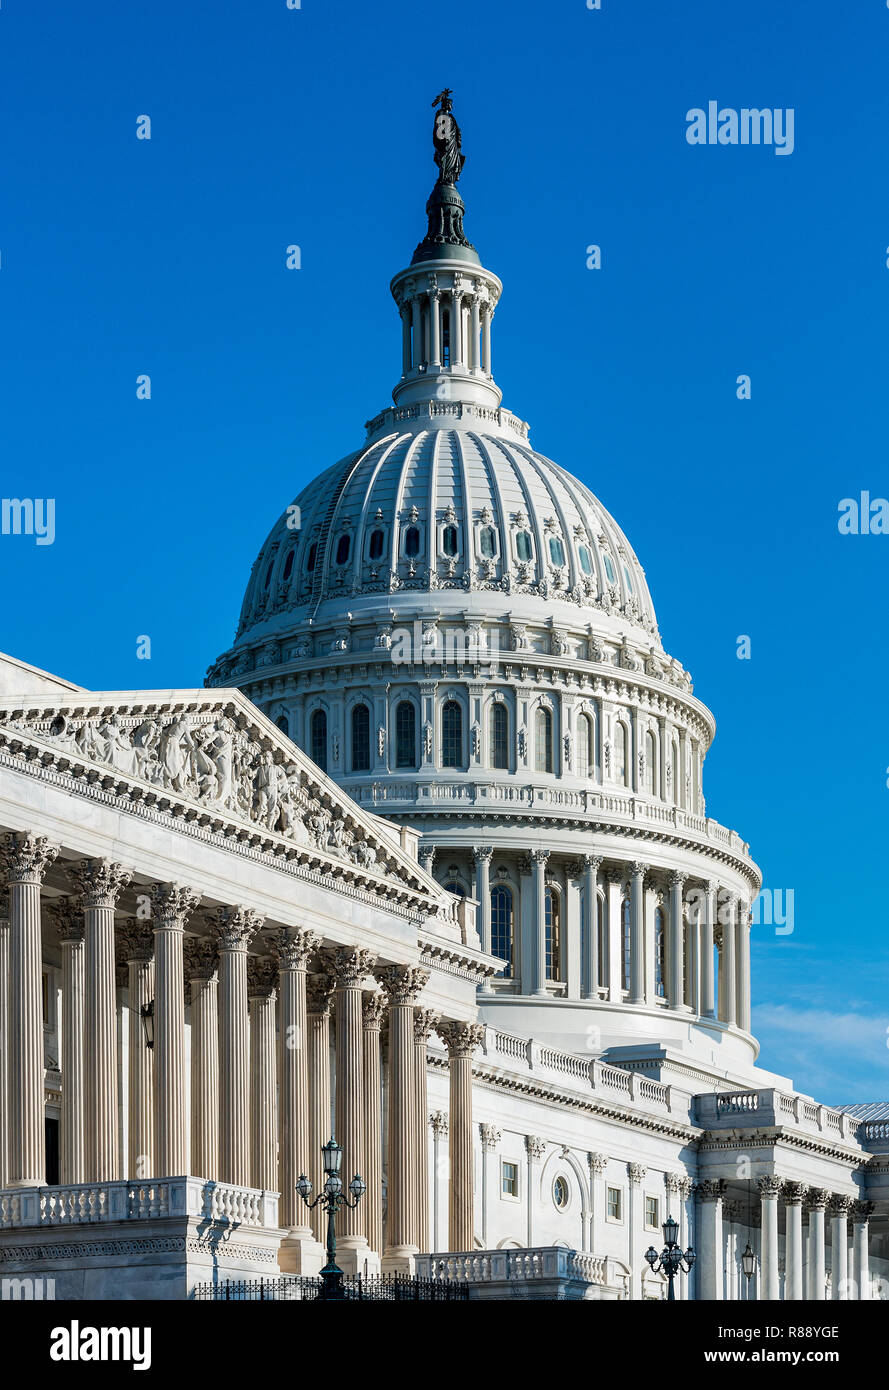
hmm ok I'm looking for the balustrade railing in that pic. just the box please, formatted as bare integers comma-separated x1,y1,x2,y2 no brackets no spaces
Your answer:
0,1177,278,1230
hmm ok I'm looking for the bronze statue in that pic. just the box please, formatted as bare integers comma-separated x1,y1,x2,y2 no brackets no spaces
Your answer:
431,88,465,185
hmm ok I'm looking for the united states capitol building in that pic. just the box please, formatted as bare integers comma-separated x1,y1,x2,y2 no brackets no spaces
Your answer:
0,100,886,1302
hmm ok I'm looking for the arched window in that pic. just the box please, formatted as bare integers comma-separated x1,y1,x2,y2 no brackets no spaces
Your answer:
263,559,274,590
596,893,607,990
310,709,327,772
623,564,634,594
306,542,318,573
369,529,384,561
535,707,553,774
490,885,513,978
614,721,628,787
404,526,420,558
442,525,458,557
577,714,594,779
654,907,666,998
646,730,657,796
441,700,463,768
602,552,616,584
548,536,565,567
577,544,593,575
351,703,370,772
275,714,290,738
621,897,631,992
443,879,465,897
545,888,561,981
335,534,351,566
479,526,497,559
395,700,416,769
672,738,680,805
515,531,532,562
490,702,508,770
282,550,295,582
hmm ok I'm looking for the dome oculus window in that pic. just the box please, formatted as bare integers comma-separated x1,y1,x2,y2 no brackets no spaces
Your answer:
335,534,351,566
515,531,533,562
442,524,458,557
404,526,421,558
553,1176,570,1210
577,544,592,575
369,529,384,561
548,536,565,567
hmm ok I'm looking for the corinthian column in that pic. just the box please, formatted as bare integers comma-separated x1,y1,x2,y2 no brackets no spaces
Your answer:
667,871,686,1009
306,974,334,1243
73,858,131,1182
829,1195,852,1299
151,883,200,1177
274,928,320,1239
413,1007,439,1253
807,1189,828,1300
473,846,493,973
248,956,278,1193
439,1021,485,1253
213,905,262,1187
701,880,717,1018
759,1176,782,1300
119,916,155,1179
737,900,752,1031
329,946,377,1263
531,849,550,995
581,855,602,999
784,1181,805,1301
53,898,86,1185
851,1201,873,1300
629,862,646,1005
2,834,59,1187
380,964,427,1268
362,991,385,1257
184,934,218,1181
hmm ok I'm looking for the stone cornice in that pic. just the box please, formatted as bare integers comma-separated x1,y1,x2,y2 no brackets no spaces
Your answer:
699,1128,866,1170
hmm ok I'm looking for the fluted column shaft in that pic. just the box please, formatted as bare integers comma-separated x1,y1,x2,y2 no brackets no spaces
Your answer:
307,978,333,1243
0,896,9,1189
275,929,319,1230
151,884,199,1177
400,304,412,374
410,298,422,369
785,1184,804,1300
737,903,751,1030
482,304,492,375
441,1021,485,1253
701,881,717,1018
119,918,155,1179
249,967,278,1193
629,863,645,1004
695,1182,724,1300
332,948,376,1246
214,906,261,1187
4,836,58,1187
362,993,384,1255
759,1178,781,1300
531,850,549,995
470,295,480,370
668,872,685,1009
582,856,602,999
830,1198,851,1299
852,1205,872,1299
413,1008,439,1253
54,899,85,1185
723,895,738,1026
381,965,426,1258
76,859,131,1182
428,290,441,367
189,962,218,1181
808,1194,827,1299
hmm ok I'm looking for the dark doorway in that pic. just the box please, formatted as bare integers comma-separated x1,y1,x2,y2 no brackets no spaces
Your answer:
45,1117,59,1185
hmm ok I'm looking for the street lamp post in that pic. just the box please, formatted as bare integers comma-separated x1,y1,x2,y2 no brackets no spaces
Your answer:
645,1216,696,1301
296,1137,367,1300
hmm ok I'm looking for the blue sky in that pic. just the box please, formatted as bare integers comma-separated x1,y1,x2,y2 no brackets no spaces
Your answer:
1,0,887,1103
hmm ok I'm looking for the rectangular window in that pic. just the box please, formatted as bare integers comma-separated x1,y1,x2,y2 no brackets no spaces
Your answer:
607,1186,622,1222
501,1161,518,1198
645,1195,659,1230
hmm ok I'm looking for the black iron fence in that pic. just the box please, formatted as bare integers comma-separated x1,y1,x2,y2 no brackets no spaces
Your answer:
192,1273,469,1302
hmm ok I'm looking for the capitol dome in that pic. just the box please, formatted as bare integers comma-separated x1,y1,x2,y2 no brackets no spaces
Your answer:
209,102,762,1083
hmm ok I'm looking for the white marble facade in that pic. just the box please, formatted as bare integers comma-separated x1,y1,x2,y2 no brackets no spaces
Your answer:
1,128,887,1302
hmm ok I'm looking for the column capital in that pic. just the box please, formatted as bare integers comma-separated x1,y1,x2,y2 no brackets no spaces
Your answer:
73,858,131,908
628,1162,646,1186
664,1170,684,1195
722,1199,742,1223
272,926,321,970
850,1200,875,1223
429,1110,449,1138
439,1019,485,1058
524,1134,546,1162
668,869,688,889
757,1175,784,1199
306,973,334,1014
51,895,84,944
588,1151,607,1175
212,903,263,951
629,861,647,879
150,883,201,929
480,1123,501,1152
828,1193,853,1217
413,1006,440,1043
418,845,436,873
530,849,550,867
329,945,377,988
118,916,155,963
783,1181,806,1206
362,990,386,1030
695,1178,726,1203
246,954,278,999
806,1187,830,1212
183,932,217,980
581,854,604,872
2,832,59,884
380,962,428,1004
473,845,494,864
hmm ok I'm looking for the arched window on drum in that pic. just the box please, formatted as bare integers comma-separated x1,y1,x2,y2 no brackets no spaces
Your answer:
535,707,553,774
490,885,513,978
310,709,327,773
489,702,509,770
351,703,370,772
654,906,666,998
545,887,561,982
614,721,629,787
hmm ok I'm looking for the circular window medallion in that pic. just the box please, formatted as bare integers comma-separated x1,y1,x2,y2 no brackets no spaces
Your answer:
553,1176,570,1210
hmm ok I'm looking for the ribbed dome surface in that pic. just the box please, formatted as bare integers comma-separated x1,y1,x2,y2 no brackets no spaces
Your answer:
223,415,660,654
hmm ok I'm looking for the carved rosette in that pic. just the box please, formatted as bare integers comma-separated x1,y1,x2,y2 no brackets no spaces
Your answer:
628,1162,646,1187
439,1020,485,1059
73,858,132,910
380,963,428,1006
480,1123,501,1152
150,883,201,931
272,926,321,972
51,895,84,944
525,1134,546,1162
329,946,377,989
695,1179,726,1203
362,991,385,1030
588,1152,607,1176
213,904,263,953
2,832,59,884
246,954,278,999
757,1176,784,1200
413,1006,440,1044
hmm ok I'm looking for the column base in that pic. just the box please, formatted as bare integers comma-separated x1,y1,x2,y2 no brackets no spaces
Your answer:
277,1229,326,1277
334,1236,381,1278
382,1245,419,1276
